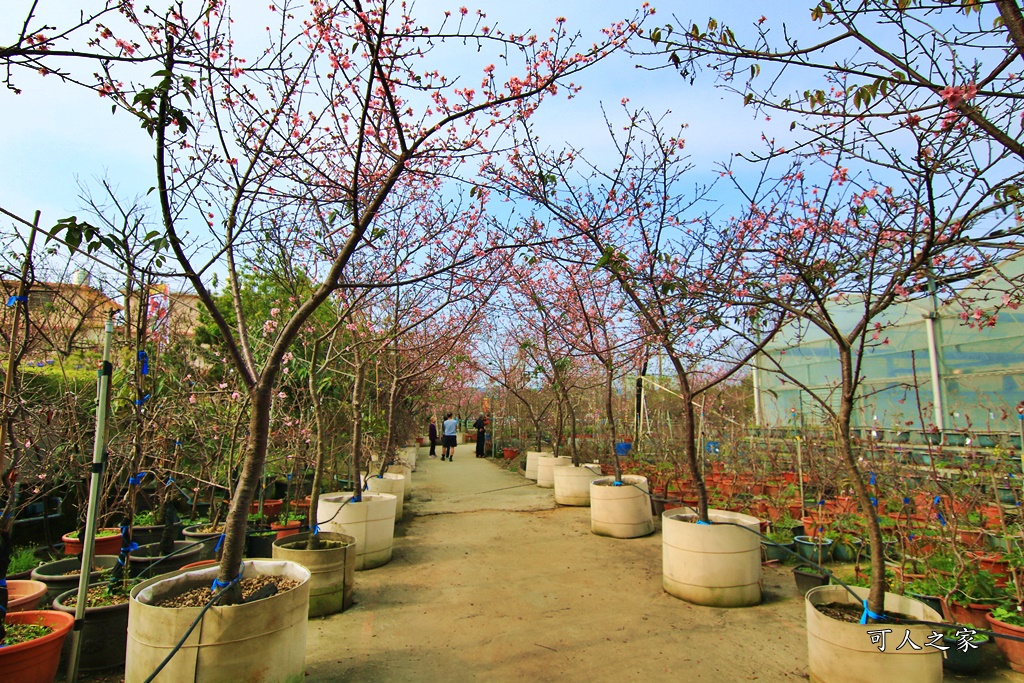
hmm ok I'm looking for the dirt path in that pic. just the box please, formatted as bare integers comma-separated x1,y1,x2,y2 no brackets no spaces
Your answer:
304,444,1023,682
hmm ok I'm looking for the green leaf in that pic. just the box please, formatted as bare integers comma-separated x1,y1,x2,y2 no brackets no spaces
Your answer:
651,27,662,45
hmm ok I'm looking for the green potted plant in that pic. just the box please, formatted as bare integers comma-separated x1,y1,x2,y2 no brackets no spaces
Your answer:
941,626,990,675
271,511,306,541
987,602,1024,672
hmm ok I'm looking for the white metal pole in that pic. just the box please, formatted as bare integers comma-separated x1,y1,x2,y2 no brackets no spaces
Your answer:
67,315,114,682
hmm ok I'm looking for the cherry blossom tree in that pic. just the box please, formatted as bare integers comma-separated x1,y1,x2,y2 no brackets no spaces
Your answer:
492,107,786,522
639,0,1024,617
82,0,649,601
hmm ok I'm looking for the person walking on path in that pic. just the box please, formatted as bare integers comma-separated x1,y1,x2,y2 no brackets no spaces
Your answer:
441,412,458,461
428,417,438,458
473,413,486,458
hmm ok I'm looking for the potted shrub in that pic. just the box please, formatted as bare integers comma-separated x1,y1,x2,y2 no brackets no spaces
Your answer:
0,610,76,683
124,560,311,681
271,531,357,617
941,567,1002,630
941,626,989,675
271,511,306,541
62,527,122,556
52,581,132,672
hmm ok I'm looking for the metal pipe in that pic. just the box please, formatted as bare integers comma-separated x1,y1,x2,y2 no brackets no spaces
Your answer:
67,315,114,682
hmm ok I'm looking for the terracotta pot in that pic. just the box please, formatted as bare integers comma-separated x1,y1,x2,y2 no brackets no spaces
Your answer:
942,598,994,630
0,610,75,683
957,528,986,549
271,520,304,541
966,551,1009,586
987,611,1024,673
248,498,283,518
7,580,48,612
180,559,218,570
62,528,122,556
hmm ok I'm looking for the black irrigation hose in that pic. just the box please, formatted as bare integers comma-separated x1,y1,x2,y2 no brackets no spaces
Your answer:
132,535,223,579
141,574,240,683
638,484,1024,645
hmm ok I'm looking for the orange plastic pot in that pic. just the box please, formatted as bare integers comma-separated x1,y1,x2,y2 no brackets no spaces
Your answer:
7,580,47,612
271,521,303,541
943,598,994,630
0,610,75,683
987,612,1024,673
180,559,218,570
62,528,122,556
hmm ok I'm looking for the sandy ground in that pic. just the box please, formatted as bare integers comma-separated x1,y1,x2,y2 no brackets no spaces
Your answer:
73,441,1024,682
302,443,1024,683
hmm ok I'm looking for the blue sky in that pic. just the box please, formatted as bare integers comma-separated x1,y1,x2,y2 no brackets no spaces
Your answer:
0,1,794,264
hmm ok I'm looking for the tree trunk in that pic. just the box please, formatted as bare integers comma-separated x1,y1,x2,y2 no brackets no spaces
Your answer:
215,381,274,604
351,362,366,499
837,348,885,619
605,362,621,483
306,340,325,551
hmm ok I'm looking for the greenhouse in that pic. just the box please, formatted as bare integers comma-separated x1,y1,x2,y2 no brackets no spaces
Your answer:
756,254,1024,447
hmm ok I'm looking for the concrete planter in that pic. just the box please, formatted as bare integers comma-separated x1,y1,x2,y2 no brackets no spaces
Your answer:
590,475,655,538
364,472,406,520
805,584,942,683
524,451,545,481
388,464,413,489
553,464,601,506
272,531,356,617
662,509,762,607
317,492,397,570
125,560,311,683
536,455,571,488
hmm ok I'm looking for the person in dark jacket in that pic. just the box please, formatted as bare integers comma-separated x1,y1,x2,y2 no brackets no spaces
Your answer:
428,417,438,458
474,414,486,457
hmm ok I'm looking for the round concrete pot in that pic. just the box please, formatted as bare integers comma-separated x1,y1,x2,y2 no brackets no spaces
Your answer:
662,509,762,607
125,560,311,683
536,455,572,488
317,492,397,570
590,475,655,538
805,584,942,683
363,472,406,520
524,451,545,481
553,463,601,506
388,464,413,489
272,531,356,617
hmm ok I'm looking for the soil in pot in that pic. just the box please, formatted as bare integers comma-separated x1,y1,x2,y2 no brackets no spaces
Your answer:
151,575,300,608
0,610,75,683
53,584,131,672
814,601,915,624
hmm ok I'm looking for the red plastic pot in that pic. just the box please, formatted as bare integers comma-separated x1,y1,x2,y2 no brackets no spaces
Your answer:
271,520,303,541
987,611,1024,673
249,498,283,518
7,580,47,612
967,551,1009,586
503,447,518,460
0,610,75,683
180,559,218,570
61,528,122,556
943,598,994,630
